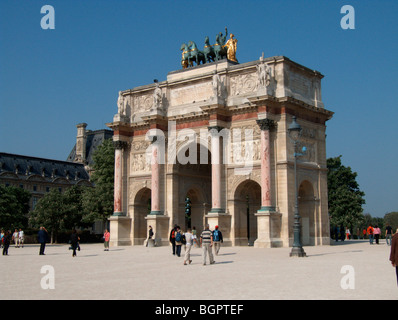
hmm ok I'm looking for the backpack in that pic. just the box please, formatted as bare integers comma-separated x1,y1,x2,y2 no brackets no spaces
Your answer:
175,231,181,242
213,230,220,242
171,230,175,238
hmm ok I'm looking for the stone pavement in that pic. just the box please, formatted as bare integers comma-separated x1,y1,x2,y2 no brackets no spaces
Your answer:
0,240,396,300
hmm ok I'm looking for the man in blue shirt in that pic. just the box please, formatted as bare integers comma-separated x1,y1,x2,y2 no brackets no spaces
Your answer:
212,225,223,256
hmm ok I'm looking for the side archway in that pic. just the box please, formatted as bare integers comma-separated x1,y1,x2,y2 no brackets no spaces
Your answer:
298,180,315,246
232,179,261,246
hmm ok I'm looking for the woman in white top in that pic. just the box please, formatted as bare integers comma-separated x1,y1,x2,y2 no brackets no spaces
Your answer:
183,228,193,265
13,229,19,248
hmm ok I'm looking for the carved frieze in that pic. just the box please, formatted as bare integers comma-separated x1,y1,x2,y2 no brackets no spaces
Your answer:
230,72,258,96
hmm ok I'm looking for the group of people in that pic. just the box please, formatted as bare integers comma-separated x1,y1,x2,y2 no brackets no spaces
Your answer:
168,224,223,266
1,228,24,255
365,224,395,245
2,226,112,257
333,224,395,245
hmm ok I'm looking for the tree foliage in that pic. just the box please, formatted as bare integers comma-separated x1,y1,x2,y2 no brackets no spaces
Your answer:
0,185,30,230
82,138,115,225
29,188,65,242
327,156,365,229
384,211,398,232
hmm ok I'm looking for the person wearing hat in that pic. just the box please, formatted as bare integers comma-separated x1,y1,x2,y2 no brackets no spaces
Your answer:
212,225,223,256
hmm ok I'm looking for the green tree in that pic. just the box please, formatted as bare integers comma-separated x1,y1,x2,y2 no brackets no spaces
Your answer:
63,185,91,230
0,185,31,229
30,189,65,243
384,212,398,232
327,156,366,232
82,138,115,227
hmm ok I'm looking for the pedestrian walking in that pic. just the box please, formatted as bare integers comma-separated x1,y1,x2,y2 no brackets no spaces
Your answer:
200,224,214,266
18,228,24,248
192,226,200,247
0,229,4,248
38,226,48,255
103,229,110,251
146,226,154,247
386,224,393,246
212,225,223,256
175,227,183,257
2,230,12,255
374,225,381,245
389,228,398,286
70,229,80,257
13,229,19,248
169,224,177,255
367,225,374,244
334,226,339,242
340,224,345,241
183,228,193,265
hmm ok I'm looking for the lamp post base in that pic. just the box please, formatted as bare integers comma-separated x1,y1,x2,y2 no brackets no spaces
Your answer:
289,246,307,257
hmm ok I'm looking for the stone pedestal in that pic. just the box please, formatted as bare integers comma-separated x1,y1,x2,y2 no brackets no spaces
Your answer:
109,215,131,246
145,214,169,246
205,212,232,246
254,211,283,248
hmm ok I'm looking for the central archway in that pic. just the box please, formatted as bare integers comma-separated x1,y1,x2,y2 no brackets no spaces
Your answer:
174,142,211,235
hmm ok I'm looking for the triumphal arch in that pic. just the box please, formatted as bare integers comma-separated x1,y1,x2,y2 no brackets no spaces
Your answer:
107,35,333,248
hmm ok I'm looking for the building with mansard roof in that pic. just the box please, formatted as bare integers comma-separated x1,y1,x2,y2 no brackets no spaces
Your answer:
0,152,92,211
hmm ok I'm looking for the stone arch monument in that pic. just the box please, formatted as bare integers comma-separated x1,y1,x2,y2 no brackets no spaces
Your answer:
107,55,333,248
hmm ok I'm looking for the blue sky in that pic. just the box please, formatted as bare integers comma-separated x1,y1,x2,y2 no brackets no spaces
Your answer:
1,0,397,217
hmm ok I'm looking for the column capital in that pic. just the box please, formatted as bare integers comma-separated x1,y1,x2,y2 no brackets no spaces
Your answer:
149,135,166,144
113,140,128,150
208,125,224,133
256,119,276,131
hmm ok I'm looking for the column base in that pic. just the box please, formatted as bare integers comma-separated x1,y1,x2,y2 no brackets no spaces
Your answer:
208,208,224,214
149,210,164,215
112,211,125,216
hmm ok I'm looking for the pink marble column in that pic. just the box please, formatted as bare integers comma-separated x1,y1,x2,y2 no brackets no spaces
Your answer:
208,126,223,213
256,119,275,212
113,141,127,216
151,143,161,214
150,136,163,215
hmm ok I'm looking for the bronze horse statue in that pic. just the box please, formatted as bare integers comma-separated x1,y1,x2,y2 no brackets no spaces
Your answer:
188,41,205,67
213,34,227,61
203,36,215,63
180,43,191,69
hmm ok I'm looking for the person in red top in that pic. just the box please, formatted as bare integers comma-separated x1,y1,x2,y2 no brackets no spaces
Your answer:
367,225,374,244
103,229,110,251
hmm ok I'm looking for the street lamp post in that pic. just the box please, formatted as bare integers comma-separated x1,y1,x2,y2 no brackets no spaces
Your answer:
288,116,307,257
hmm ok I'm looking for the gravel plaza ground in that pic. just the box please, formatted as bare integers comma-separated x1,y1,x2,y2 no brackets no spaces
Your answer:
0,239,396,301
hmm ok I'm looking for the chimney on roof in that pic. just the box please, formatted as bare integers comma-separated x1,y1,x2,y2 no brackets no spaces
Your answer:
75,123,87,164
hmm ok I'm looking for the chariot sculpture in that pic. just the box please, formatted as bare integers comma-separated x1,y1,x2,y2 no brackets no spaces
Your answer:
180,27,238,69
